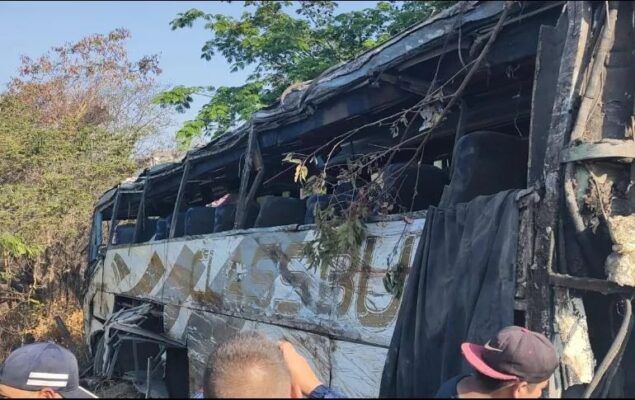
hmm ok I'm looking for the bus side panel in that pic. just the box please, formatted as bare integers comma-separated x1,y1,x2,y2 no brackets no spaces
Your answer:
101,218,425,347
185,309,330,396
331,340,389,397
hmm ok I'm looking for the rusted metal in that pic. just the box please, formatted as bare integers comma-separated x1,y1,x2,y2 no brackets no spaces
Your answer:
549,273,635,295
560,139,635,162
528,1,591,339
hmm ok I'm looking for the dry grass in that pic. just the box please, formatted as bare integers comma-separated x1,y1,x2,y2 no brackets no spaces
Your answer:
29,297,89,365
0,294,89,367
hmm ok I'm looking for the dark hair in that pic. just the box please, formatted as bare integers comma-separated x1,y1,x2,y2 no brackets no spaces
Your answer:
203,331,291,398
474,371,513,391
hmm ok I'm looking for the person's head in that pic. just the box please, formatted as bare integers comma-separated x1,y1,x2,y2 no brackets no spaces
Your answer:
462,326,559,398
203,331,300,398
0,342,97,399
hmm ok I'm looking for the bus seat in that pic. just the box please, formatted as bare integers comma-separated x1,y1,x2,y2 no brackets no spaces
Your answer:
185,207,215,236
154,212,186,239
304,194,353,224
332,181,356,203
213,202,259,233
137,217,158,242
171,212,186,238
380,163,449,213
304,194,331,224
155,218,169,240
440,131,528,206
113,223,135,245
304,180,358,224
254,196,306,228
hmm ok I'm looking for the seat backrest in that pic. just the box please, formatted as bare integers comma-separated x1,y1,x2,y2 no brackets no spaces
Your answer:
153,212,186,239
213,202,259,233
332,181,356,201
113,223,135,245
441,131,528,206
380,163,449,213
171,212,186,238
254,196,306,228
154,218,169,240
305,180,358,223
185,207,215,236
137,217,158,242
304,194,332,224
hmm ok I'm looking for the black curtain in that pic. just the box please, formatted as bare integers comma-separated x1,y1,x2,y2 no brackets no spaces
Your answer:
380,190,520,397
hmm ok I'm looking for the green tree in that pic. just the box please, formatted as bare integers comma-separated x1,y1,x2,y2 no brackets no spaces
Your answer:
157,1,456,147
0,30,166,359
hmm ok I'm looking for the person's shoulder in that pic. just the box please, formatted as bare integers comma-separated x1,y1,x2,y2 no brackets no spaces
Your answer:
434,374,468,398
308,384,347,398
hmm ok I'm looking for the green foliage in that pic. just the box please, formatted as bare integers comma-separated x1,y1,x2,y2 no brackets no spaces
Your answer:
159,1,456,146
303,196,368,276
0,30,163,360
383,262,407,299
0,233,41,259
158,82,265,148
153,85,203,112
0,95,139,256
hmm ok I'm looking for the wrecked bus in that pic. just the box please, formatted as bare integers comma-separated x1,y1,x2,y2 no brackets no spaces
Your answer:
82,1,635,398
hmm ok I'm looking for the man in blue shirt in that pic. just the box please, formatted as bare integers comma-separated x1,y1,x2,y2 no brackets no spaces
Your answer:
196,331,345,398
435,326,558,398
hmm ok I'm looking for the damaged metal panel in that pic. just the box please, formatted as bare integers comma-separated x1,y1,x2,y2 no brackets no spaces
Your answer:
251,1,487,122
90,303,182,398
100,218,424,348
528,1,635,397
331,340,388,398
185,309,331,397
185,308,389,397
108,323,184,348
93,218,425,395
90,1,561,211
560,139,635,162
527,0,592,335
528,13,568,185
185,310,253,394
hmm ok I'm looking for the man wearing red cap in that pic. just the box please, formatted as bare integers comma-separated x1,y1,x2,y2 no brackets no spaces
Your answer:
435,326,559,398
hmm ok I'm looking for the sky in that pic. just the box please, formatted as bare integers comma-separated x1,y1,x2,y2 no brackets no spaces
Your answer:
0,1,377,148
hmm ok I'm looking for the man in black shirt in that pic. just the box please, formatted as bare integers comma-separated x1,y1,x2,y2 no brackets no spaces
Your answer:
435,326,559,398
